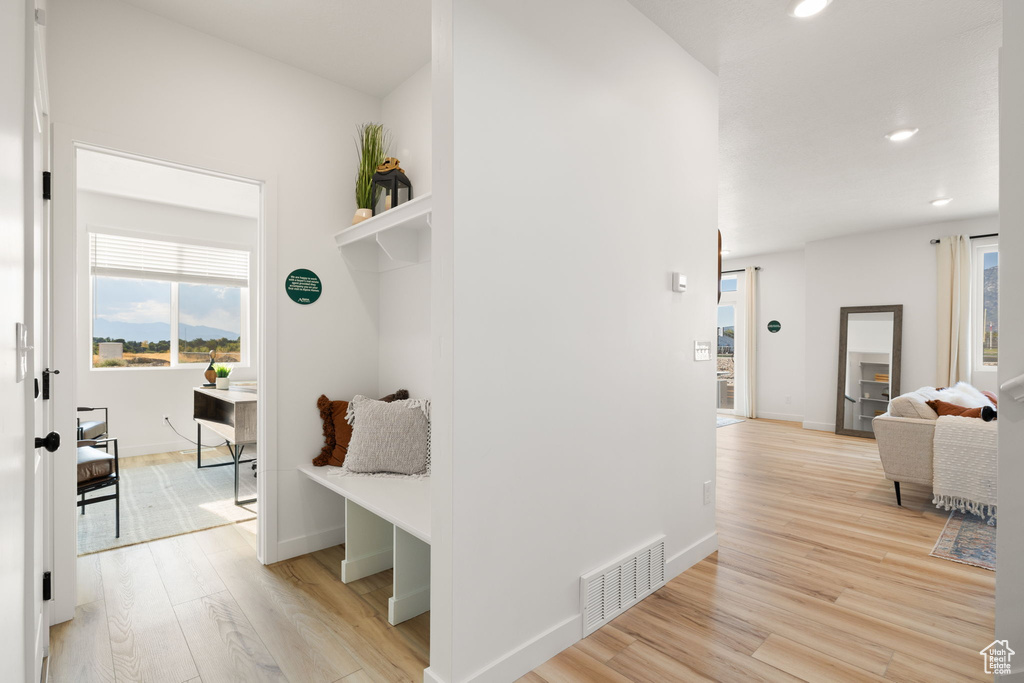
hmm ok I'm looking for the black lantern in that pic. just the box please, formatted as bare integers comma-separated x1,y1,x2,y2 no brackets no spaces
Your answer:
371,157,413,215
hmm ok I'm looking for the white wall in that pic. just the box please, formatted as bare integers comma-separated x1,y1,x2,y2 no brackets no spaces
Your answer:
378,63,432,400
48,0,382,558
802,215,998,431
383,63,432,196
434,1,719,679
75,191,258,457
723,250,806,422
998,2,1024,676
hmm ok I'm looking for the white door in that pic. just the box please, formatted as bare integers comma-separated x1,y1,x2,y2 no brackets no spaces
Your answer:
2,1,48,680
29,2,52,674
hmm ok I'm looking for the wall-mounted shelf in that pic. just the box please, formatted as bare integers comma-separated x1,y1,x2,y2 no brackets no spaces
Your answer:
334,193,432,272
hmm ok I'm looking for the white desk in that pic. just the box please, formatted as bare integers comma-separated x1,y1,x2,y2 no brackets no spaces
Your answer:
298,463,430,624
193,387,258,506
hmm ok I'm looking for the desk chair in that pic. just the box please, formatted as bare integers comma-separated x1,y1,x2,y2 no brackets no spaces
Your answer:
77,438,120,538
77,406,109,442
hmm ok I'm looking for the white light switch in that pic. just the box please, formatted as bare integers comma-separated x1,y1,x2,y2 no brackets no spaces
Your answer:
694,341,712,361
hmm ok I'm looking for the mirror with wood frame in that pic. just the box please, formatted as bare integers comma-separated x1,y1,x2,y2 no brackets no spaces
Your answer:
835,305,903,439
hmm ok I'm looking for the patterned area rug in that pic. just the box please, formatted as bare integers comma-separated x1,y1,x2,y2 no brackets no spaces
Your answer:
717,416,745,428
78,448,257,555
930,510,996,571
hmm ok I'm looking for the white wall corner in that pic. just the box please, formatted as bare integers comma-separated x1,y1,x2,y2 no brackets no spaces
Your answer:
274,524,345,563
666,530,719,580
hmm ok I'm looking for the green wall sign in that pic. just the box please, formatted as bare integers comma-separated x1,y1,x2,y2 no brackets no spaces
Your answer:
767,320,782,333
285,268,322,305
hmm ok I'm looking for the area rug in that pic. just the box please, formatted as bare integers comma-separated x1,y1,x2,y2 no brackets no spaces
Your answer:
77,449,257,555
930,510,996,571
717,416,745,428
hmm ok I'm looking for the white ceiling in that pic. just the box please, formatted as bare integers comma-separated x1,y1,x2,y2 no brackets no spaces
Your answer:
629,0,1001,257
78,149,261,218
116,0,431,98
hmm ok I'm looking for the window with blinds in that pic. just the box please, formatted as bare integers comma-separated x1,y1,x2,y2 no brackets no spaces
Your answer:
89,231,250,369
89,232,249,287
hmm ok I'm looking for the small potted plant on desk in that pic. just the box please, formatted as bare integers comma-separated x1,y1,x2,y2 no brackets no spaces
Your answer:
214,364,232,389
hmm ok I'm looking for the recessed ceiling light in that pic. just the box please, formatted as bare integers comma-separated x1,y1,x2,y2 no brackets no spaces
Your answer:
885,128,919,142
788,0,832,18
931,197,953,207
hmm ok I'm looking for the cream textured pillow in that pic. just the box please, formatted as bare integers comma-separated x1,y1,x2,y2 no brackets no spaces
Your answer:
344,396,430,475
888,394,939,420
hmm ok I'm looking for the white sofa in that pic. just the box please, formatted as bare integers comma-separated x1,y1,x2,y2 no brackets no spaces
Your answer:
872,383,996,505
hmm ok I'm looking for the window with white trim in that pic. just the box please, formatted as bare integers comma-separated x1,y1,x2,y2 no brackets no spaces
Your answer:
972,236,998,372
89,232,250,369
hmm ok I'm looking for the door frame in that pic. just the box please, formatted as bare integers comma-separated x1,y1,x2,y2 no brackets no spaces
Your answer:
49,124,279,624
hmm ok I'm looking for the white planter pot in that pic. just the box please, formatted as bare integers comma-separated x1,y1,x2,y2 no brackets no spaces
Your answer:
215,377,230,389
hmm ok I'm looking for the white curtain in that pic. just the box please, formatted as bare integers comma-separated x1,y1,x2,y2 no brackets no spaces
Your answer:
743,266,758,418
936,235,971,386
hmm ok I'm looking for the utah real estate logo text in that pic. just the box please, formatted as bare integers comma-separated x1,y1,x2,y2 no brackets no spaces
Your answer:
980,640,1015,675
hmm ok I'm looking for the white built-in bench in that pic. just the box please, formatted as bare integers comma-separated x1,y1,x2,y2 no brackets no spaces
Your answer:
297,463,430,625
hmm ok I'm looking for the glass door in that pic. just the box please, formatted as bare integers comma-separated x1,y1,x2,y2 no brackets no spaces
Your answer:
718,272,745,415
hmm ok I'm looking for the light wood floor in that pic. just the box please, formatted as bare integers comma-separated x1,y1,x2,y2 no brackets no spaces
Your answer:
524,419,995,682
50,519,429,682
52,419,994,682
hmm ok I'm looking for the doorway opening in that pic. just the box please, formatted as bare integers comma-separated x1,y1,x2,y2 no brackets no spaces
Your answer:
71,148,261,555
717,271,745,416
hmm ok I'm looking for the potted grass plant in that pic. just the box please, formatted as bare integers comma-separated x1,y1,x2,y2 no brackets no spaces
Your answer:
214,364,232,389
352,122,391,224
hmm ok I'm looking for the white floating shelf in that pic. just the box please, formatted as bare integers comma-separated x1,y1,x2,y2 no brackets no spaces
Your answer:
334,193,432,272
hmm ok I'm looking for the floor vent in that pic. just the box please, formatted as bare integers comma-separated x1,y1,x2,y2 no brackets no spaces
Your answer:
580,537,666,637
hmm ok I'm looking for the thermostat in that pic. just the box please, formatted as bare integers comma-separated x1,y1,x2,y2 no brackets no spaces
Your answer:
672,273,687,293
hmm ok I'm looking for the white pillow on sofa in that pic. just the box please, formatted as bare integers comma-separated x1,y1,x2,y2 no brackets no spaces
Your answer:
888,393,939,419
887,382,994,419
935,382,995,409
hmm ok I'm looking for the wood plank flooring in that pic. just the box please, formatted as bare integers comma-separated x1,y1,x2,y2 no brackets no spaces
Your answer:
525,419,995,682
49,519,429,683
52,419,994,682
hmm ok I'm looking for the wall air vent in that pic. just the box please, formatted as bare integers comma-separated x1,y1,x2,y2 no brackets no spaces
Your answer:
580,536,666,637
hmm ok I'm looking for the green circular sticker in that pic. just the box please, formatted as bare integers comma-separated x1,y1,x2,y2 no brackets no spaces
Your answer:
767,320,781,333
285,269,322,305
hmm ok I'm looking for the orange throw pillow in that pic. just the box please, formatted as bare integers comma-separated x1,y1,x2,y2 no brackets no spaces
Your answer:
314,395,352,467
926,399,996,422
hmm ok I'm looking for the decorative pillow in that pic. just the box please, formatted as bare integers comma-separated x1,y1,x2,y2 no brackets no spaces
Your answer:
345,395,430,475
888,394,938,420
313,389,410,467
935,382,995,410
926,400,997,422
981,390,999,407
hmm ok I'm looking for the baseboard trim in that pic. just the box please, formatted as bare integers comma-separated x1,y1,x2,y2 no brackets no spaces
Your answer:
802,421,835,432
275,525,345,563
666,530,719,579
118,440,197,458
466,613,581,683
756,412,803,423
423,667,444,683
462,530,718,682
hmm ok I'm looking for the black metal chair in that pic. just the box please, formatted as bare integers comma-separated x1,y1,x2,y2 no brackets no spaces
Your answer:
77,406,109,442
77,438,120,538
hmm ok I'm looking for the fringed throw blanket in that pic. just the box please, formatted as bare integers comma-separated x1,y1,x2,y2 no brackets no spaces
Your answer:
932,415,998,523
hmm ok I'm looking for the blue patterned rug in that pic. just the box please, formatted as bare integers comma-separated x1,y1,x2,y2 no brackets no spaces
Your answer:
717,416,744,428
930,511,996,571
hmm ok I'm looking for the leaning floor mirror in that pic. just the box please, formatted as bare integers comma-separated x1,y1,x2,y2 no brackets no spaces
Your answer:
835,305,903,439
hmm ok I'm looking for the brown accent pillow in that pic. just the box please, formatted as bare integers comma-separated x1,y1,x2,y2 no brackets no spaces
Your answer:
313,390,411,466
981,390,998,407
926,400,996,422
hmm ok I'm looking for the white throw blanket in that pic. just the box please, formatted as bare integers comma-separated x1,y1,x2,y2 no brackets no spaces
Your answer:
932,415,998,523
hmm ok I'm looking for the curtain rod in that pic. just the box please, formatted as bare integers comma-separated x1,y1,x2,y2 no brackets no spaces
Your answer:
929,232,998,245
722,266,761,274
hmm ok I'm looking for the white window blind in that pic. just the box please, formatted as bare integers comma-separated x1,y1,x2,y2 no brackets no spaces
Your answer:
90,232,249,287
